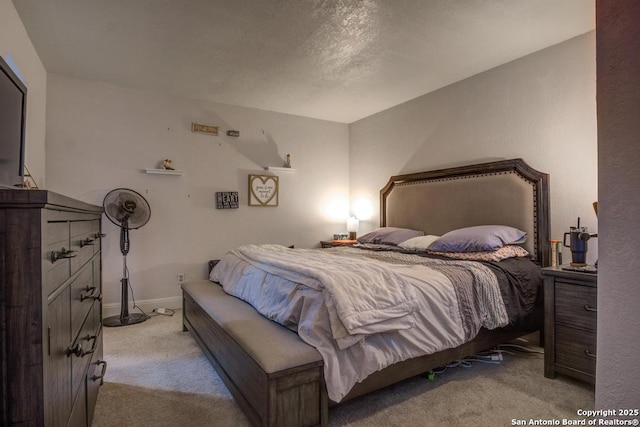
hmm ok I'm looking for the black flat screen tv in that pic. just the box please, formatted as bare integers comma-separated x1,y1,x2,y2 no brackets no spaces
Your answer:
0,55,27,189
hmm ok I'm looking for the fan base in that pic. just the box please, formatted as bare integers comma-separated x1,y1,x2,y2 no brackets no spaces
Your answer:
103,312,148,327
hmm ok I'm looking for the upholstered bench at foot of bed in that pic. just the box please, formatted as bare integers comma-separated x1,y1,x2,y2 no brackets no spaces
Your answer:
181,280,328,427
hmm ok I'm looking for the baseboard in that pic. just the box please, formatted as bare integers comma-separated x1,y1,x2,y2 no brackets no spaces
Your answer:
102,296,183,319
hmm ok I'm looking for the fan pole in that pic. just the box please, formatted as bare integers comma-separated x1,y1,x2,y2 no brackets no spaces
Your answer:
103,223,148,327
120,254,130,319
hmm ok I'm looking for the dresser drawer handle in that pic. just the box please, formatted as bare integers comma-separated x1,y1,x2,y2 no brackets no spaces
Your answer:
69,331,99,357
51,247,77,263
92,360,108,385
584,349,597,359
583,304,597,313
80,237,96,247
67,343,95,358
83,333,98,346
81,292,102,302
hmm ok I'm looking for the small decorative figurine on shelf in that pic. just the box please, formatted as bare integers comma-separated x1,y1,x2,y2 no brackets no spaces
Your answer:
284,153,292,168
22,165,39,189
162,159,175,170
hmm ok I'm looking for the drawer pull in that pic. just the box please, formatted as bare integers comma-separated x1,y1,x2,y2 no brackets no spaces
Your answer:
80,237,96,247
584,349,597,359
583,304,597,313
81,292,102,302
92,360,108,385
51,247,77,263
67,343,95,358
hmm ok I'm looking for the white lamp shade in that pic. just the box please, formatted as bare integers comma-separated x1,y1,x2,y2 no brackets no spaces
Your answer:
346,217,359,232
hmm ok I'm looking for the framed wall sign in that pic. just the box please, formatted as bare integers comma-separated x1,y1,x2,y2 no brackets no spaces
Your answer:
248,174,279,206
216,191,239,209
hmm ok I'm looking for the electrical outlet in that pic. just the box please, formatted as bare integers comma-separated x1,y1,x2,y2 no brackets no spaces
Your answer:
177,273,185,283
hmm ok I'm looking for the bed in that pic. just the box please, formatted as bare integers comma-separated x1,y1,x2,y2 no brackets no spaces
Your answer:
182,158,549,427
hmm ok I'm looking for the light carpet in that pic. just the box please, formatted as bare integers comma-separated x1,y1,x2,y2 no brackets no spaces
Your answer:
92,309,594,427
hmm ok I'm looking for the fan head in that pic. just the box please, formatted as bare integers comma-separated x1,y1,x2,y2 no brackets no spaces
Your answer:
103,188,151,229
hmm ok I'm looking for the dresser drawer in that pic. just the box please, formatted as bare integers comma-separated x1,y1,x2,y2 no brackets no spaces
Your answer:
45,248,70,295
70,266,96,339
70,221,97,274
86,329,105,426
92,259,102,326
91,220,102,254
555,282,597,333
71,219,93,238
45,286,72,427
45,222,71,295
46,221,69,245
70,304,99,404
555,325,596,376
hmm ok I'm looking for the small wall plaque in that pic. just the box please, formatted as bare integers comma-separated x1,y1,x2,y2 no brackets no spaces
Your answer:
192,122,219,136
216,192,239,209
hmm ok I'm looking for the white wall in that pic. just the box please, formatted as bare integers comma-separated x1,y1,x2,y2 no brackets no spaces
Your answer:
349,32,598,264
45,74,350,312
0,0,47,187
596,0,640,409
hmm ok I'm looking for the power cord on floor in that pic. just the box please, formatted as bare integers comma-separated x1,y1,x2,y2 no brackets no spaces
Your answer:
126,266,151,321
149,307,176,317
123,266,177,319
496,343,544,356
423,349,504,380
123,268,176,319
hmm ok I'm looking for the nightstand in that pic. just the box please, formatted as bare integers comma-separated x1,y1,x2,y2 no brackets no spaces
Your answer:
320,240,357,248
542,266,597,384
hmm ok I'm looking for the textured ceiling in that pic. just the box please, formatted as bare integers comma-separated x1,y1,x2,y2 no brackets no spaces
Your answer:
12,0,594,123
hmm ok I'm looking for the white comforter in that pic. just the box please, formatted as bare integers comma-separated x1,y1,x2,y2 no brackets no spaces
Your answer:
229,244,418,348
211,244,507,402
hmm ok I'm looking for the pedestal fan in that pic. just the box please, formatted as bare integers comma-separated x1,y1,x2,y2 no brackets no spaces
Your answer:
103,188,151,327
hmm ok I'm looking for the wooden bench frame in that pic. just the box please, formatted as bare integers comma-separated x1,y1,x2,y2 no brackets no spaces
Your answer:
182,275,328,427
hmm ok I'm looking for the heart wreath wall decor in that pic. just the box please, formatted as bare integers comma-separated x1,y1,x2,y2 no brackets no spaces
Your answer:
248,174,279,206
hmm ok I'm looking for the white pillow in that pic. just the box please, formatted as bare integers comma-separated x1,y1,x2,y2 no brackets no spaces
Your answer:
398,235,441,251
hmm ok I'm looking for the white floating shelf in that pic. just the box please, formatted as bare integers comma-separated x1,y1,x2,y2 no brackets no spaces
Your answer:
264,166,296,172
143,168,184,175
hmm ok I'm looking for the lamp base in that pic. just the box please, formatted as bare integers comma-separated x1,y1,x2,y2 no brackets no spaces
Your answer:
348,231,357,240
103,312,148,327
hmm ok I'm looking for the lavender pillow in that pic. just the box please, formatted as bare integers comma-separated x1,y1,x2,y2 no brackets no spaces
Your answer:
357,227,424,246
428,225,527,252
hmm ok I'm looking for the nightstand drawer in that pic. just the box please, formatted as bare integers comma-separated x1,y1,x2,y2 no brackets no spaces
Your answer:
555,282,597,333
556,325,596,376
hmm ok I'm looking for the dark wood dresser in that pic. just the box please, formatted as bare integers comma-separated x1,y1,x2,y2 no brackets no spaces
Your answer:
542,266,597,384
0,189,106,426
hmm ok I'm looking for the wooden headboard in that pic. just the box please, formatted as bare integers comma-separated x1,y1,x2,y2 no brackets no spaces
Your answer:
380,158,550,266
